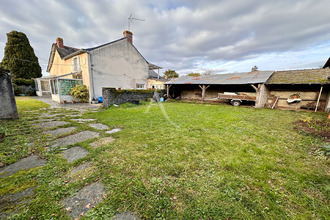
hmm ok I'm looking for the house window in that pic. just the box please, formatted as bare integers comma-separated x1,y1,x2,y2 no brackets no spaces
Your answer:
136,83,145,89
50,79,58,94
72,57,80,72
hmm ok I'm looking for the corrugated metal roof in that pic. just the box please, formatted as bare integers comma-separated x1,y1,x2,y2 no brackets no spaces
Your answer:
164,71,274,85
266,69,330,84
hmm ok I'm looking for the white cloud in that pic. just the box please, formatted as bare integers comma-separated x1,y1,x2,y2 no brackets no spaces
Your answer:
0,0,330,76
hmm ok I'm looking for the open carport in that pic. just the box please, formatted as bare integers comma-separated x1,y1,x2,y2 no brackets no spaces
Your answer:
164,71,274,108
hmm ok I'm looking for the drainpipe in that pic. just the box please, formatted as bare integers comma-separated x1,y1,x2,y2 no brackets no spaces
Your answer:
87,51,95,102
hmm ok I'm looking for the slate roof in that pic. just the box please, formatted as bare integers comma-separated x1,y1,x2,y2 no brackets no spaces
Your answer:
148,70,166,79
266,69,330,85
165,71,274,85
56,44,80,58
47,43,81,72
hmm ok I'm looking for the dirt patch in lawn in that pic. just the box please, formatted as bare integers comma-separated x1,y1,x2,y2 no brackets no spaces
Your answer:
293,118,330,141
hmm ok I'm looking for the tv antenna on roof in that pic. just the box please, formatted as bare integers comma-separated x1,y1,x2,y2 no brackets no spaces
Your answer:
128,14,145,31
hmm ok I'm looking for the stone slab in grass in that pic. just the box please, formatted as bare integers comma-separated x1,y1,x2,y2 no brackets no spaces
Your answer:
35,119,55,122
0,187,35,219
71,162,91,175
51,130,99,148
89,123,109,130
33,121,70,128
61,147,89,163
105,128,122,134
40,113,62,117
45,127,76,136
71,118,96,123
113,212,140,220
62,182,106,219
0,155,46,179
90,137,115,148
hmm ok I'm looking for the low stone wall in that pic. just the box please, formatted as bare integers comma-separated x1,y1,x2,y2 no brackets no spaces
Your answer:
102,88,164,107
0,73,18,119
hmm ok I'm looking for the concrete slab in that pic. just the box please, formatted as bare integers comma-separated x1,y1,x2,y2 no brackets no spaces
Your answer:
51,130,99,148
0,187,35,219
89,123,109,130
0,155,46,179
71,163,91,175
61,147,89,163
105,128,122,134
40,113,62,117
90,137,115,148
33,121,70,128
113,212,140,220
71,119,96,123
62,182,106,218
45,127,76,136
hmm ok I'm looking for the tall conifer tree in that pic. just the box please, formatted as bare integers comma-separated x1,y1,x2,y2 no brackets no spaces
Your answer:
0,31,41,79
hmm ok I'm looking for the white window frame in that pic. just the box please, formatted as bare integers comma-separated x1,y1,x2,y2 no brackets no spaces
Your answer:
72,56,80,72
136,83,145,89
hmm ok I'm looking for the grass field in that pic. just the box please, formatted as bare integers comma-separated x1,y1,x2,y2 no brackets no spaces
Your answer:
0,98,329,219
15,96,50,112
86,102,329,219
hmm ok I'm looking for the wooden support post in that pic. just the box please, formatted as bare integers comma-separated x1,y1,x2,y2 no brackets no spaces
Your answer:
199,85,210,101
315,86,323,112
166,85,172,98
251,84,258,92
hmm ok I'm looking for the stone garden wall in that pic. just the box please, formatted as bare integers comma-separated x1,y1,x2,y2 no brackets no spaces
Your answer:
0,73,18,119
102,88,165,107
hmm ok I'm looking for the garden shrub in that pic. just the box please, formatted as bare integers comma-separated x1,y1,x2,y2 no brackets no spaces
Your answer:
69,84,89,102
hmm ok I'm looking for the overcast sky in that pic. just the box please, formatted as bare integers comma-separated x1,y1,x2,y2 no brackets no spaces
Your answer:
1,0,330,76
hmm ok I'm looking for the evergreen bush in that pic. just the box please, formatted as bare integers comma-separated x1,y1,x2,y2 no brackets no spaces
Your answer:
69,84,89,102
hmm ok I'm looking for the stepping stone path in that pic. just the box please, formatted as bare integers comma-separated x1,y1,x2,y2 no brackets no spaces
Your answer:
0,155,46,179
71,163,91,175
113,212,140,220
90,137,115,148
61,146,89,163
51,130,99,148
105,128,122,134
41,113,63,117
0,187,36,219
89,123,109,130
1,101,120,219
67,163,97,183
62,182,106,219
71,118,96,123
45,127,76,136
33,121,70,128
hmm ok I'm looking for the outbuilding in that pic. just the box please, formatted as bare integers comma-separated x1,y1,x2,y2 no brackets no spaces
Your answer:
266,69,330,112
164,71,274,108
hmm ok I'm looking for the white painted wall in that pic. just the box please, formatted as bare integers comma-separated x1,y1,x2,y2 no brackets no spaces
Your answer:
89,39,149,99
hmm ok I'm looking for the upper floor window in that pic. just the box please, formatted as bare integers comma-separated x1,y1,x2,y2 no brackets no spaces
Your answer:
72,57,80,72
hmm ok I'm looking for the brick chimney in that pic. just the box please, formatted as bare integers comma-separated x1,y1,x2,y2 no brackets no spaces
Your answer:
123,30,133,44
56,37,64,48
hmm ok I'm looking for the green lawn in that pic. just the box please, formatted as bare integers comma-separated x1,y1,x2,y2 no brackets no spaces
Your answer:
0,99,329,219
15,96,50,112
86,102,329,219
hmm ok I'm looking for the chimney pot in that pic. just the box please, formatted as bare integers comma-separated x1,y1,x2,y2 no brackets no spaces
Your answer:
56,37,64,48
123,30,133,44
